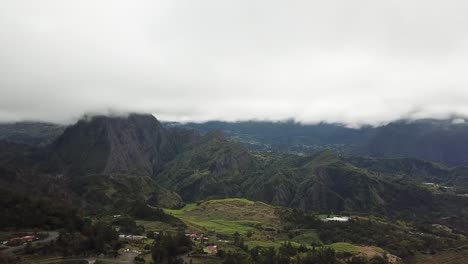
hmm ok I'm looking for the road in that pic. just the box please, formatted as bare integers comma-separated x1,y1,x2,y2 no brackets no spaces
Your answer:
3,231,59,254
20,252,138,264
4,231,138,264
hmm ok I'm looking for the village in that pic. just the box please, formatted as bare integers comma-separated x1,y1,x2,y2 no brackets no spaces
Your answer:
0,203,359,264
2,234,40,247
116,230,230,261
0,229,223,263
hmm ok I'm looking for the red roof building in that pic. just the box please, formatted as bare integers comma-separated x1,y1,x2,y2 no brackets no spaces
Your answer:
206,245,217,253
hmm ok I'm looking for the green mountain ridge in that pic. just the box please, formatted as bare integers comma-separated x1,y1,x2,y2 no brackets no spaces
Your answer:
0,121,65,146
347,157,468,188
154,137,468,231
51,114,198,176
1,114,468,234
173,119,468,166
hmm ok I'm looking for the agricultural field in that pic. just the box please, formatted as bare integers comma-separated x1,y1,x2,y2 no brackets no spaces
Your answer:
164,198,281,236
135,220,174,232
162,198,398,262
290,229,322,246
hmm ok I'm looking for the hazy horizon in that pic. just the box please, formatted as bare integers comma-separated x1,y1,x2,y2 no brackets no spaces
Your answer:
1,1,468,126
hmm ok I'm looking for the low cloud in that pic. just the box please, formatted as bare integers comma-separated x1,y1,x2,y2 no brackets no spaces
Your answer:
1,0,468,126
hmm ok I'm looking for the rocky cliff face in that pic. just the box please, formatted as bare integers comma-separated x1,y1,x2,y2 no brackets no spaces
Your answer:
52,114,199,176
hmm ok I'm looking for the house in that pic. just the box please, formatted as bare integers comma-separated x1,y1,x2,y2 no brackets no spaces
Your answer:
119,234,147,241
186,233,202,241
205,245,217,254
6,235,38,246
322,216,349,222
22,235,37,242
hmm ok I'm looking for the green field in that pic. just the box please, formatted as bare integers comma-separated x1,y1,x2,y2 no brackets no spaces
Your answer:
164,198,280,235
245,240,305,249
245,240,282,248
135,220,174,232
291,230,322,246
162,198,392,260
205,198,255,205
327,242,360,254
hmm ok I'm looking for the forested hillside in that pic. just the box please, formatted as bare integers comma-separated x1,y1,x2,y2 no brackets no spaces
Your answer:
2,114,468,264
174,119,468,166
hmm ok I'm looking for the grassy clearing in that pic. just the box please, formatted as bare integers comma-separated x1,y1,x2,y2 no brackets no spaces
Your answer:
135,220,174,232
163,198,385,259
291,230,322,245
245,240,305,249
317,214,338,219
163,198,280,236
327,242,360,254
245,240,282,248
181,218,256,235
371,246,386,254
206,198,255,205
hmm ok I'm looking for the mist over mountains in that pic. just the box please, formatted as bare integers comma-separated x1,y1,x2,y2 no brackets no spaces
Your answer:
4,116,468,167
173,118,468,166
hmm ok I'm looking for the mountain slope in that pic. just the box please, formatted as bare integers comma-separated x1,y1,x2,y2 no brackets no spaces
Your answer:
366,120,468,166
155,136,468,229
348,157,468,188
174,119,468,166
2,113,468,232
52,114,198,176
156,131,255,201
0,122,65,146
0,114,198,211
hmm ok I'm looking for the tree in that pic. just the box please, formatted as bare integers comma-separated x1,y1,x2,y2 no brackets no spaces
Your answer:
152,233,192,263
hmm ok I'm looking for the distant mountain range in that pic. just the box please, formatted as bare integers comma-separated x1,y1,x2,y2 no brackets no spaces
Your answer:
4,117,468,167
1,114,468,233
171,119,468,166
0,121,65,146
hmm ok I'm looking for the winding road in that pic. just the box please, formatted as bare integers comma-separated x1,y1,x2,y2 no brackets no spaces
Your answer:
3,231,59,254
4,231,138,264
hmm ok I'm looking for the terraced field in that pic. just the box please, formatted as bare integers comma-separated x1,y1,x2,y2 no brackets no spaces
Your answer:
162,198,397,262
164,198,281,235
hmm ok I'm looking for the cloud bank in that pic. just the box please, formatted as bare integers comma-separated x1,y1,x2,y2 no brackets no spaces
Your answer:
1,0,468,126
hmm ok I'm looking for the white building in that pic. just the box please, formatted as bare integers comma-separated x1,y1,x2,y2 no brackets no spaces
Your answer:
322,216,350,222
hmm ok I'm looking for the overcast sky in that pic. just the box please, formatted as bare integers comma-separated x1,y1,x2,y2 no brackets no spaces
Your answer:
1,0,468,126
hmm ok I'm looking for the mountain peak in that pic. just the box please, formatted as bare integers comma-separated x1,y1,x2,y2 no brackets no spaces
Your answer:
52,113,190,176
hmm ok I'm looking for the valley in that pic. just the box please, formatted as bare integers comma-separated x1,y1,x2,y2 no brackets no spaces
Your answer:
1,114,468,264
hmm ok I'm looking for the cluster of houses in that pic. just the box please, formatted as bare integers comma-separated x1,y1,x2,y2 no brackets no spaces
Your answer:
185,233,208,242
321,216,350,222
118,234,147,241
205,245,217,254
124,248,142,254
185,233,219,254
422,182,454,189
5,235,39,246
118,231,220,255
